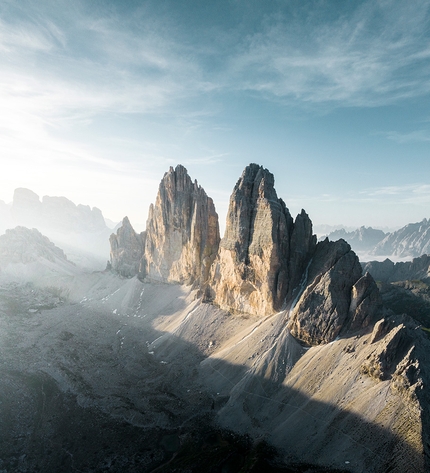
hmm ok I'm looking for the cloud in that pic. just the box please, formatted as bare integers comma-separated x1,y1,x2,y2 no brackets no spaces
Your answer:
360,184,430,205
225,0,430,107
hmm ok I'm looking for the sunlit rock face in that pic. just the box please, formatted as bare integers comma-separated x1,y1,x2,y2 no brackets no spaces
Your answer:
142,165,220,285
207,163,316,316
109,217,145,278
287,238,382,345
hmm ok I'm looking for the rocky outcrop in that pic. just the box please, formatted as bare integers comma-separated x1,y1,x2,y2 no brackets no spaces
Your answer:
142,165,220,285
109,217,145,278
287,239,382,345
11,188,107,233
206,164,315,316
205,163,382,332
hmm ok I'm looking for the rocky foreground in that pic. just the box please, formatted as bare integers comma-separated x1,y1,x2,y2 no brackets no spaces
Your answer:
1,164,429,472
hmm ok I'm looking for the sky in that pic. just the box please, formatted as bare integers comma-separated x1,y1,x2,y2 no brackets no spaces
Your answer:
1,0,430,233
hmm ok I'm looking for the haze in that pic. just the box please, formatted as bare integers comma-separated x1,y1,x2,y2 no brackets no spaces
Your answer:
1,0,430,231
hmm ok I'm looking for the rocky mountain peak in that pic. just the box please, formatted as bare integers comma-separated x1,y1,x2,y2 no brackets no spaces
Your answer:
287,238,382,345
207,163,315,316
142,164,220,284
109,217,146,278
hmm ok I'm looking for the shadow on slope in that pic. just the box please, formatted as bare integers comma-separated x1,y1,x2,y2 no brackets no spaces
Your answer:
0,280,427,473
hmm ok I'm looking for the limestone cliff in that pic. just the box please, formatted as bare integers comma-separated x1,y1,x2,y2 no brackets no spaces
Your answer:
205,164,381,339
109,217,145,278
142,165,220,284
207,163,316,316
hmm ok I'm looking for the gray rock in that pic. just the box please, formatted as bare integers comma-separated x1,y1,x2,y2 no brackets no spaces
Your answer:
109,217,146,278
143,165,220,285
0,226,69,266
363,255,430,282
288,239,382,345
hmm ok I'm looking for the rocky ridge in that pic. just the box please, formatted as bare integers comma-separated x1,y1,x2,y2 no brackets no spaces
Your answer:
363,254,430,283
1,188,113,270
373,219,430,258
11,188,107,233
0,227,69,267
323,226,386,252
287,239,382,345
325,219,430,261
110,163,382,345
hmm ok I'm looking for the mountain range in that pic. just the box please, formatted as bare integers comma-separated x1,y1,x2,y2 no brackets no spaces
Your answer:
324,220,430,261
1,164,429,472
0,188,116,270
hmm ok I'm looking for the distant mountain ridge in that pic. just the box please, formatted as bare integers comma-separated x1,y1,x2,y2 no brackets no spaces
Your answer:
0,226,78,282
11,188,106,233
373,219,430,258
324,219,430,261
322,226,387,252
0,188,112,270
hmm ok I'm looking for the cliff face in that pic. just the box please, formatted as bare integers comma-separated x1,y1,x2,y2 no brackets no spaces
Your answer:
205,164,381,340
142,165,220,285
207,164,319,316
287,239,382,345
109,217,146,278
107,163,382,344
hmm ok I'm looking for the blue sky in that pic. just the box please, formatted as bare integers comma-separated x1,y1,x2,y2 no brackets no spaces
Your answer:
1,0,430,232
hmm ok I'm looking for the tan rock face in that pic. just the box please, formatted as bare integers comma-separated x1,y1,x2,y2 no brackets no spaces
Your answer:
142,165,220,284
207,164,316,316
109,217,145,278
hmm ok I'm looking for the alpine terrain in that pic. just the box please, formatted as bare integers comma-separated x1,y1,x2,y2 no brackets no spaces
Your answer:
0,164,429,473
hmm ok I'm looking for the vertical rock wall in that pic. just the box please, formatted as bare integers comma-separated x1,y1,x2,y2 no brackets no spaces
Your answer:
142,165,220,285
207,164,316,316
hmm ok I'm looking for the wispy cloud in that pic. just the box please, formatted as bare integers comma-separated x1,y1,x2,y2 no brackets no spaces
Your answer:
361,184,430,205
226,0,430,107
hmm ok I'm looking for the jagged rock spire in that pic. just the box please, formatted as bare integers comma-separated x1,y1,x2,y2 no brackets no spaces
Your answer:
207,163,316,315
142,165,220,284
109,216,145,278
